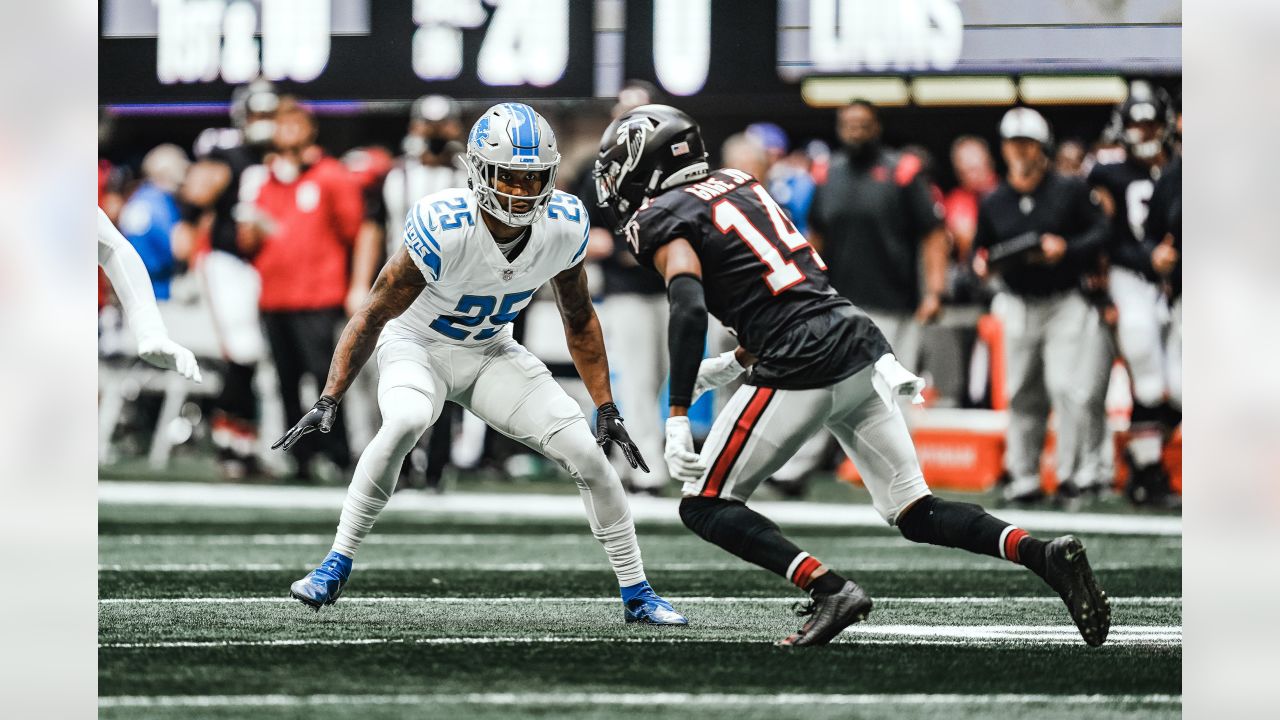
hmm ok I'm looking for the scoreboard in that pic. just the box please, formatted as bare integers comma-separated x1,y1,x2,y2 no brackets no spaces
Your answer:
99,0,1181,106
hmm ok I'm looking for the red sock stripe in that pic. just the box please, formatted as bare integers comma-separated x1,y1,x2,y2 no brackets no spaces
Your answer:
701,387,775,498
791,556,823,589
1005,528,1029,563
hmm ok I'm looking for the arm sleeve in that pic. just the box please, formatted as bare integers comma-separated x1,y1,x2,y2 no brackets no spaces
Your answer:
666,274,709,408
97,207,167,343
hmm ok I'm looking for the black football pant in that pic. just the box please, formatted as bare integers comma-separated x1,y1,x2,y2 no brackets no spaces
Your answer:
262,307,352,476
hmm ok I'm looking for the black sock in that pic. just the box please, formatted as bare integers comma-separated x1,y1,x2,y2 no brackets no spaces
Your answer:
680,496,845,591
809,570,848,595
1018,536,1048,578
897,496,1046,573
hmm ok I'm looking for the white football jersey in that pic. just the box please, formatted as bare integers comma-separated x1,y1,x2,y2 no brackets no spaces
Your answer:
385,187,591,345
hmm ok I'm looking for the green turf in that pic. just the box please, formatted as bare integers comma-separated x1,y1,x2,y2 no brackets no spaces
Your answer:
99,500,1181,718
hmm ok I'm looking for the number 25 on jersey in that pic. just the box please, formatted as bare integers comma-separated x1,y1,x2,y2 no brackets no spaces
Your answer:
429,290,536,341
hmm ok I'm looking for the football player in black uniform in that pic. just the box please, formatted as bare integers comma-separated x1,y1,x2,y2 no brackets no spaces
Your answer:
1088,81,1180,507
594,105,1110,648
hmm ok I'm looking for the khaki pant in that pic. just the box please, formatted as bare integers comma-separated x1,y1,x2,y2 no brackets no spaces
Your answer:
994,290,1112,491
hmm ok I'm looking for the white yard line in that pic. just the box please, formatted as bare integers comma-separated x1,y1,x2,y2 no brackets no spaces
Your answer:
99,481,1183,536
99,625,1181,650
97,560,1172,572
98,692,1182,708
98,595,1182,605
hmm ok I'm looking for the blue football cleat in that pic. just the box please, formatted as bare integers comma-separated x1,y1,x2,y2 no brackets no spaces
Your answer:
621,581,688,625
290,551,352,611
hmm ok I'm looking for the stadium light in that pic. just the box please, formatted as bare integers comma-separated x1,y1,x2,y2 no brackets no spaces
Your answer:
801,77,910,107
911,76,1017,106
1018,75,1128,105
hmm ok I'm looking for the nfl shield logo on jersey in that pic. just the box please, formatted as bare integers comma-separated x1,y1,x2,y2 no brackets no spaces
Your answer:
502,268,515,282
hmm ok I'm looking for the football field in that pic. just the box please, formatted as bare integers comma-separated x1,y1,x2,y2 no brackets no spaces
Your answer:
98,482,1181,719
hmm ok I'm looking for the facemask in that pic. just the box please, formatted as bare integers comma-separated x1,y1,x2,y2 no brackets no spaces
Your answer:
1126,128,1163,160
271,156,300,184
401,134,426,158
244,119,276,146
402,135,451,158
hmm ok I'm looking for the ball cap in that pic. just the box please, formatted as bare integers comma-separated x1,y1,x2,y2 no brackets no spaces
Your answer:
999,107,1052,144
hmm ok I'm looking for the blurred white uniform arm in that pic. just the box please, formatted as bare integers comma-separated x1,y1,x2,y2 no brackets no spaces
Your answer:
97,207,202,382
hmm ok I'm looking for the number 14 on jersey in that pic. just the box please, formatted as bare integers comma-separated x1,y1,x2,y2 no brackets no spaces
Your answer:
713,184,827,294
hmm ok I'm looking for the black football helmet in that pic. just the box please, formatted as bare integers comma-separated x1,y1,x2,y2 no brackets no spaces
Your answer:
593,104,709,234
1108,80,1175,161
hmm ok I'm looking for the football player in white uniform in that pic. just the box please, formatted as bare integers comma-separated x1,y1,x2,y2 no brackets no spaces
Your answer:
273,103,686,625
97,207,202,382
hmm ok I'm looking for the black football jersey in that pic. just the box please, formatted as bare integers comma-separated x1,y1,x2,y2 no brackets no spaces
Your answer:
1088,157,1163,278
627,168,890,389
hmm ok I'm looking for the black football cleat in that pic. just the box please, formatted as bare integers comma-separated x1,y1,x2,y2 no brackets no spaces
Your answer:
1043,535,1111,647
777,580,873,647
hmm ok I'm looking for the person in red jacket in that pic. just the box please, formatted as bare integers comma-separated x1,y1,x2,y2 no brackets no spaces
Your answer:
243,98,367,479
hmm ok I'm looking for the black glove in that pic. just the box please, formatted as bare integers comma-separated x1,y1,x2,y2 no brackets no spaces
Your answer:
272,395,339,452
595,402,649,472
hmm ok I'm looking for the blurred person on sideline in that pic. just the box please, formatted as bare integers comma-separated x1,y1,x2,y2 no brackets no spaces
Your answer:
97,207,201,382
371,95,483,491
116,144,188,300
1054,139,1089,178
242,98,367,481
577,80,671,495
745,122,817,235
808,99,947,372
720,132,769,179
943,136,998,299
1089,82,1181,507
973,108,1110,503
173,79,279,478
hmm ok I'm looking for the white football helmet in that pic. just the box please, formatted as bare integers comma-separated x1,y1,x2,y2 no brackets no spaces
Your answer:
466,103,560,226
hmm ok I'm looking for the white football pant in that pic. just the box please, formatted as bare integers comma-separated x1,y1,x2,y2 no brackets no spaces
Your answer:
330,332,646,586
682,364,931,525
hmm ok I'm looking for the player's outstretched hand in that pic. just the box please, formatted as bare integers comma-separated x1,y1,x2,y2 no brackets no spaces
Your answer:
137,335,203,383
273,395,339,452
664,416,706,483
692,350,746,403
596,402,649,472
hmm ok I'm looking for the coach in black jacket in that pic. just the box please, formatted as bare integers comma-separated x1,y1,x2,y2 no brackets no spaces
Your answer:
974,108,1111,503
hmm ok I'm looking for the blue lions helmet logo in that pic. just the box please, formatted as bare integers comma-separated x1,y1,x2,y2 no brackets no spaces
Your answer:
470,115,492,149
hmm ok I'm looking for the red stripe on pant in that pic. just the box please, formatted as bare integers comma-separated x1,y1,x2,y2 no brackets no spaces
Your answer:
701,387,776,498
1005,528,1029,563
791,556,823,589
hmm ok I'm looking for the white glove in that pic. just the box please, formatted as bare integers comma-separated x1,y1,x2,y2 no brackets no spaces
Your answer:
871,353,924,408
691,350,747,403
664,416,707,483
138,335,203,383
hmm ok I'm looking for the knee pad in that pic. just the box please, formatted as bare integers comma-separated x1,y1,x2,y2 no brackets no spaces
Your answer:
378,388,436,447
543,423,611,484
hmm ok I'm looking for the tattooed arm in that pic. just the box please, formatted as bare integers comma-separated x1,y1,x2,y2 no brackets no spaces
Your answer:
321,247,426,400
550,261,614,407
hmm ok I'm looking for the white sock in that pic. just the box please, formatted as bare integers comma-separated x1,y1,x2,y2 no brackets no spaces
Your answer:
542,424,647,586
